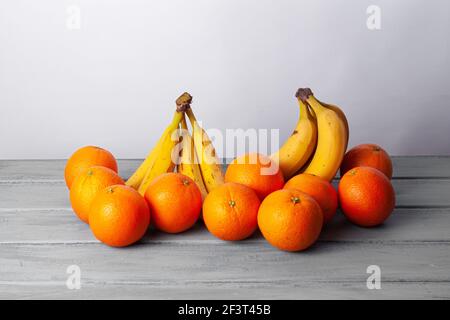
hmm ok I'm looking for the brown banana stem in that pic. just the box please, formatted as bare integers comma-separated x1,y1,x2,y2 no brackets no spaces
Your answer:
295,88,313,103
176,92,192,112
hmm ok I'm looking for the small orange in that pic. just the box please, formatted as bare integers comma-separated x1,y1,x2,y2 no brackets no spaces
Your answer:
284,173,337,224
225,153,284,200
65,146,118,189
258,189,323,252
144,173,202,233
338,166,395,227
340,144,393,179
89,185,150,247
70,166,124,223
203,182,261,241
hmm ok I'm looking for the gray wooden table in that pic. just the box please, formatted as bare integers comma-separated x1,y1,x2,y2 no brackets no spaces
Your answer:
1,156,450,299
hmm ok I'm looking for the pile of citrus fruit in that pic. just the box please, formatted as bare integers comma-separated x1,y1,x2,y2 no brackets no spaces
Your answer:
65,89,395,251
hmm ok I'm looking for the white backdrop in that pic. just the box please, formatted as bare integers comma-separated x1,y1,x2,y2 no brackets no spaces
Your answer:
1,0,449,159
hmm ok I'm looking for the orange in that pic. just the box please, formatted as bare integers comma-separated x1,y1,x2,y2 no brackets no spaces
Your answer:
258,189,323,252
65,146,118,189
89,185,150,247
144,173,202,233
70,166,124,223
338,166,395,227
203,182,261,241
284,173,337,224
340,144,393,179
225,153,284,200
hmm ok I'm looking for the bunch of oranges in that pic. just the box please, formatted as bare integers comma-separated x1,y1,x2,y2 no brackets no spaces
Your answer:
65,146,203,247
65,143,395,251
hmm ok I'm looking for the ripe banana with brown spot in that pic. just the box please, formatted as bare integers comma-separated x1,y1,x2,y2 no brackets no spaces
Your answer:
319,100,349,151
136,93,191,195
297,88,347,181
271,97,317,179
177,114,208,200
186,107,224,192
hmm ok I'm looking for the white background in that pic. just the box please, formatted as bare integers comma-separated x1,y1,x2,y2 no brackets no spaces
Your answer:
1,0,449,159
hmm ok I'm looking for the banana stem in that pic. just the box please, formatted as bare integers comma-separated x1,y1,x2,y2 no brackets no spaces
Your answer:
176,92,192,112
296,88,326,114
295,88,313,103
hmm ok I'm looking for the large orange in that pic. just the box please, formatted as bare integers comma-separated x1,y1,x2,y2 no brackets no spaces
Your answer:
144,173,202,233
225,153,284,200
258,189,323,252
89,185,150,247
65,146,118,189
70,166,124,223
284,173,337,224
338,166,395,227
340,144,393,179
203,182,261,241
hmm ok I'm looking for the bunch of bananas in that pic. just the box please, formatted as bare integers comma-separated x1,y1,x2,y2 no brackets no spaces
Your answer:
272,88,349,181
126,92,224,197
127,88,348,197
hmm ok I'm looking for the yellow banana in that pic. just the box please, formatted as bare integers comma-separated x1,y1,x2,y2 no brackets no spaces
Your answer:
126,111,182,190
125,145,158,190
297,88,347,181
271,97,317,179
137,93,191,195
177,114,208,200
319,100,349,151
295,101,348,176
186,107,224,192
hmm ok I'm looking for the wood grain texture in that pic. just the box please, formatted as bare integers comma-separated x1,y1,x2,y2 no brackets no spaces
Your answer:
1,156,449,181
1,282,449,300
2,178,450,209
1,208,449,244
0,242,449,299
0,160,228,182
0,157,449,299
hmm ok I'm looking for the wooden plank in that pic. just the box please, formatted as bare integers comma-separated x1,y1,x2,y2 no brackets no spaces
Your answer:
1,157,450,181
1,281,449,300
0,243,448,290
0,208,449,244
392,179,450,208
0,181,69,209
332,179,450,208
1,178,449,209
391,156,450,179
0,160,64,182
0,158,449,300
0,160,137,182
0,160,228,182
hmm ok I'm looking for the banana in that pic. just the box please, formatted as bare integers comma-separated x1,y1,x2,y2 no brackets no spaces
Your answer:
126,111,182,190
319,100,349,151
294,101,348,176
297,88,347,181
136,93,191,195
177,114,209,200
271,97,317,179
125,144,158,190
186,106,224,192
